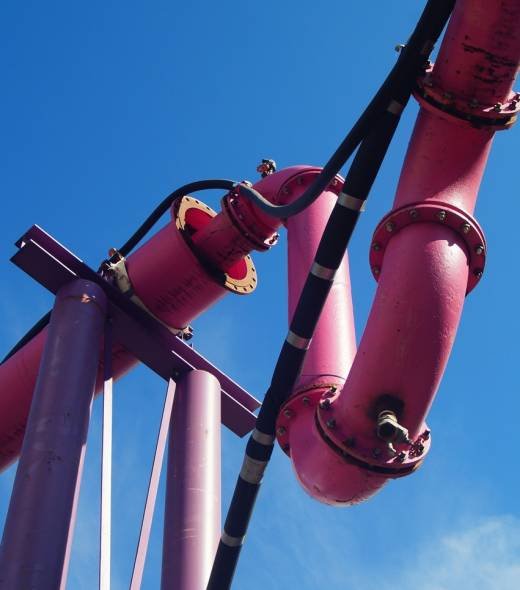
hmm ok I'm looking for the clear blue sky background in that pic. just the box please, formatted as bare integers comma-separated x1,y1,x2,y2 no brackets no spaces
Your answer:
1,1,520,588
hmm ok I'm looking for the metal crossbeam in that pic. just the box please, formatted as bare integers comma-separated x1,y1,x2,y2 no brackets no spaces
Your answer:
11,225,259,437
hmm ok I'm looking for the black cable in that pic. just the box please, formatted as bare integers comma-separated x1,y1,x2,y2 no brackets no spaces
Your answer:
117,179,266,258
1,180,263,364
207,2,456,586
207,107,402,590
1,311,51,364
229,0,455,219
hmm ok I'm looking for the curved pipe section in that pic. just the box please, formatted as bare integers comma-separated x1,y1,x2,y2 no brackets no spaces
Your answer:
281,0,520,505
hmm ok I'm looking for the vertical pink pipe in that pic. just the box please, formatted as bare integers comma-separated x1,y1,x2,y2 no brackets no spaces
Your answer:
286,190,356,391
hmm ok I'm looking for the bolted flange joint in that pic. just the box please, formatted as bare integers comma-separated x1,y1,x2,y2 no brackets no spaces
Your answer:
275,383,340,456
370,201,486,294
414,63,520,130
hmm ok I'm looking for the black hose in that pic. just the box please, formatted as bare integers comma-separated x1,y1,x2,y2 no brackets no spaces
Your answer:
231,0,455,219
207,2,456,586
116,179,266,258
206,107,403,590
1,311,51,364
1,180,264,365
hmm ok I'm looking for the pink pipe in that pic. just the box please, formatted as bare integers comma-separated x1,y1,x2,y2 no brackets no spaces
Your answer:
286,191,356,391
283,0,520,505
0,166,336,471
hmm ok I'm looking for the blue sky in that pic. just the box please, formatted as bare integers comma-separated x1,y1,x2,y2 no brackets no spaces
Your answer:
1,1,520,588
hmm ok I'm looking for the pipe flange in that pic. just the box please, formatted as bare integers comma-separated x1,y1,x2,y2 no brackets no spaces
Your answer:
273,169,343,206
415,64,520,130
174,195,258,295
222,189,279,252
316,401,430,477
276,384,339,456
370,201,486,294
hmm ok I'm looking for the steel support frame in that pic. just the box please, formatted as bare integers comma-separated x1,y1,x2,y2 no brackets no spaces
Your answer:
0,226,256,588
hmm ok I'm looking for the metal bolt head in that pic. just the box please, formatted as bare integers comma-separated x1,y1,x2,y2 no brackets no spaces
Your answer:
283,408,294,419
256,159,277,177
296,176,304,185
473,269,483,278
282,186,290,195
326,419,336,430
397,451,406,462
422,429,431,440
475,244,485,255
319,398,331,410
395,43,405,53
373,266,381,276
409,209,419,219
385,221,396,233
277,426,286,436
437,210,447,222
461,222,471,234
493,102,502,112
372,242,381,252
302,396,311,406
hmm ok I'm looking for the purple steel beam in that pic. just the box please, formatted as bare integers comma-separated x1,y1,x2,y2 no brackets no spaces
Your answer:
161,370,221,590
10,225,259,436
0,279,106,588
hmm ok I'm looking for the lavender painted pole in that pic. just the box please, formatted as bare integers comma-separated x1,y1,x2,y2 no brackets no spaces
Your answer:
161,370,221,590
0,279,106,589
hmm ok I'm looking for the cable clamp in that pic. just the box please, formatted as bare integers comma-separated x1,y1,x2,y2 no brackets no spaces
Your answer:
252,428,275,446
286,330,312,350
240,455,268,485
221,531,245,547
310,261,337,281
338,192,366,212
106,254,193,339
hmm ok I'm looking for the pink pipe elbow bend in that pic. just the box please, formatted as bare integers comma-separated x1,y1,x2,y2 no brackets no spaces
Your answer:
278,0,520,505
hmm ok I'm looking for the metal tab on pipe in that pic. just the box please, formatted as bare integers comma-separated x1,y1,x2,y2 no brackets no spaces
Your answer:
286,331,312,350
337,192,366,212
310,262,336,281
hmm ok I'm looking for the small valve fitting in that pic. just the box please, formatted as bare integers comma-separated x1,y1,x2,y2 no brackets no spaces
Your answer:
376,410,410,445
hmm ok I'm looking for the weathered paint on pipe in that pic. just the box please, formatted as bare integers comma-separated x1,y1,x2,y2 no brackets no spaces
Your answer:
161,370,221,590
285,0,520,505
0,280,106,588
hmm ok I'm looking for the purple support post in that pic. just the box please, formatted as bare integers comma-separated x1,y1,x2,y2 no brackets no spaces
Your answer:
0,279,107,588
161,370,221,590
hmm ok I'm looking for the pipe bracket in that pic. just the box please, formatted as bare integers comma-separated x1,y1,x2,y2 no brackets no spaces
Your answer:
370,201,486,294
